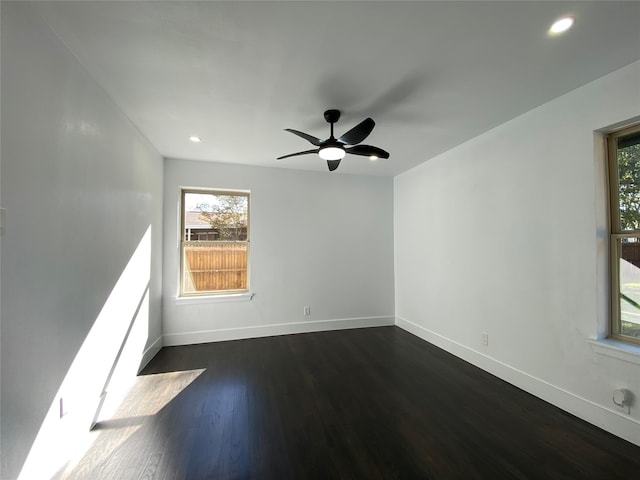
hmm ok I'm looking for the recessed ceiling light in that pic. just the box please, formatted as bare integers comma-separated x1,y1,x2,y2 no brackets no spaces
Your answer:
549,16,575,34
189,136,201,143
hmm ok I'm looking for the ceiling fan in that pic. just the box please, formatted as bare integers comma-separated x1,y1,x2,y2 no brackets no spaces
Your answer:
277,109,390,171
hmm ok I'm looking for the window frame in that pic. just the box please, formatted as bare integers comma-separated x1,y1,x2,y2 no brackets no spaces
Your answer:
607,123,640,346
179,187,250,298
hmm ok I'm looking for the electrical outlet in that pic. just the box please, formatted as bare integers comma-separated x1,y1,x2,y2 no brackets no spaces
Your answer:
613,389,631,414
481,332,489,346
304,306,311,316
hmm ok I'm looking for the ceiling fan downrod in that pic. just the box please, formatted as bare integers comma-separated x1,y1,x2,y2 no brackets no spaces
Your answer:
324,109,341,139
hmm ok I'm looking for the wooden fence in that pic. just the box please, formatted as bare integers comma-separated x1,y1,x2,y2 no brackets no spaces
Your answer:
181,242,639,293
622,242,640,268
183,242,248,293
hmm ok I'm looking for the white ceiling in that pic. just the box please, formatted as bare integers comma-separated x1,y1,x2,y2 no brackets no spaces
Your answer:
30,1,640,176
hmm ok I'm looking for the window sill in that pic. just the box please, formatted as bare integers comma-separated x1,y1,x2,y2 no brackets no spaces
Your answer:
174,292,254,305
589,338,640,365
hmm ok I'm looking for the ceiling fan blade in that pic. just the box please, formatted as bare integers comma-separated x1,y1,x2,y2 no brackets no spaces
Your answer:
284,128,323,146
337,118,375,145
327,159,341,171
277,149,319,160
345,144,390,159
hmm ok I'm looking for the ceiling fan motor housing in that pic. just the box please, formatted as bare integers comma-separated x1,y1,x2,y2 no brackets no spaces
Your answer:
324,109,341,124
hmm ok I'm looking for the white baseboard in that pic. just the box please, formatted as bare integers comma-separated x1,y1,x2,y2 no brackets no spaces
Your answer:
395,316,640,447
138,335,163,372
163,316,395,347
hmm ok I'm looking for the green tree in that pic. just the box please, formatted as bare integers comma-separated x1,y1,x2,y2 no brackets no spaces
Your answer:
618,142,640,231
197,195,248,241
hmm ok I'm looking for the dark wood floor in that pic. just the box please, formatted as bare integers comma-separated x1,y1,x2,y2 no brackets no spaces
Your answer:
59,326,640,479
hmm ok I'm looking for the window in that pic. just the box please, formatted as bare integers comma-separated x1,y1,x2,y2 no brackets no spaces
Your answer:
607,123,640,345
180,189,250,296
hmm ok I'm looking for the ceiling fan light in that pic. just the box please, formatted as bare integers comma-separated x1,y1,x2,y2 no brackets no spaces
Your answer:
319,146,345,160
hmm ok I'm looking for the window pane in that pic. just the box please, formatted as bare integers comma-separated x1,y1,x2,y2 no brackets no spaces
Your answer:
181,190,249,295
615,132,640,231
184,192,248,241
618,238,640,340
182,242,248,294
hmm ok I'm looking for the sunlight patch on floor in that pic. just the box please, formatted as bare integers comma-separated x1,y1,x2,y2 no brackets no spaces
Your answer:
57,368,206,479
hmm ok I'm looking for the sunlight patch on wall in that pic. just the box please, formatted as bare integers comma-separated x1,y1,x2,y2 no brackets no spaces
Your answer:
18,226,153,480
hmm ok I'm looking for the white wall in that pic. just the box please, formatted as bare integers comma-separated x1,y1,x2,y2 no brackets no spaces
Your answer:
395,60,640,445
2,4,636,478
163,159,394,345
0,0,4,470
1,4,163,479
